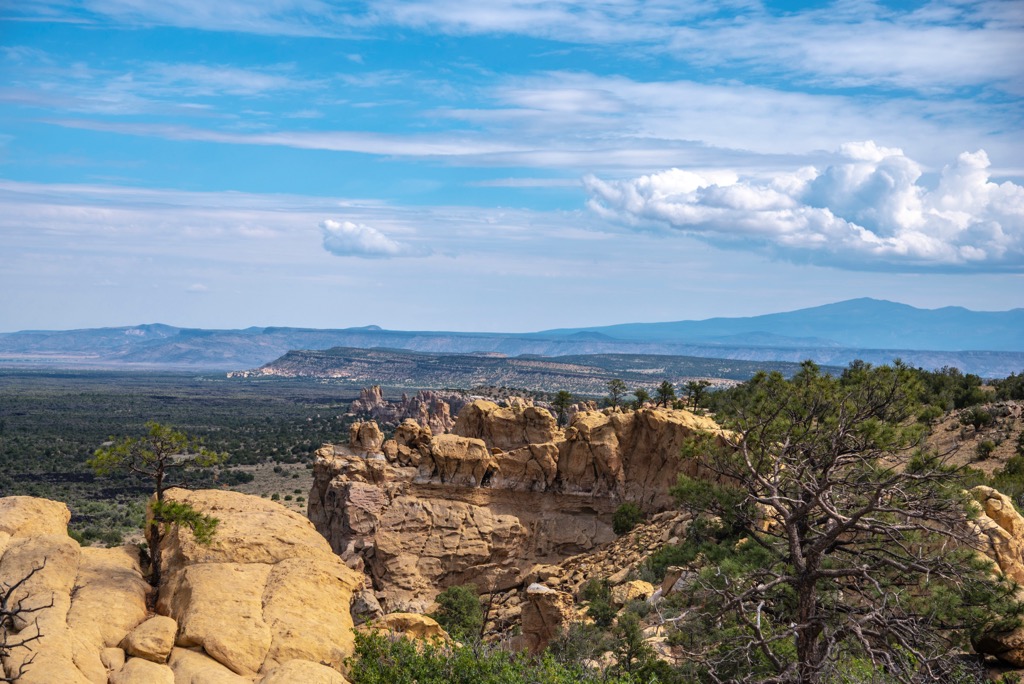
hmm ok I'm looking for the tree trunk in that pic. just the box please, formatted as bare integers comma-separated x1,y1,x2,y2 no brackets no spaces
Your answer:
148,521,162,589
795,580,823,684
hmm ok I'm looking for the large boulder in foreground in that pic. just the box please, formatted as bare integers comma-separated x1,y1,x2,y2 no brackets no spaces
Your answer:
1,490,361,683
0,496,149,684
154,488,363,678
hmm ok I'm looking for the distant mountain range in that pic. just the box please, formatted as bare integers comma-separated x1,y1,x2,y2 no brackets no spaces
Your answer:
541,298,1024,352
1,299,1021,377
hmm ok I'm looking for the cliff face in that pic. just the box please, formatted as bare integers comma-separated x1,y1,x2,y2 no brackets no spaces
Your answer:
0,491,360,684
307,401,728,612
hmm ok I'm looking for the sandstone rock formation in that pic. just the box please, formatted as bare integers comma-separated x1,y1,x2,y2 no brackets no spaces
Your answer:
154,488,363,678
0,496,149,684
350,385,466,435
0,491,359,683
358,613,449,641
519,583,575,653
971,486,1024,665
308,403,724,612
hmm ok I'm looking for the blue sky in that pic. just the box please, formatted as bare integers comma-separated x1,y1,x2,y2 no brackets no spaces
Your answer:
1,0,1022,332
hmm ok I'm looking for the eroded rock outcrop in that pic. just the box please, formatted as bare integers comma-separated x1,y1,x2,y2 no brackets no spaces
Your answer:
971,486,1024,665
308,403,727,612
0,491,359,683
350,385,466,435
519,583,575,653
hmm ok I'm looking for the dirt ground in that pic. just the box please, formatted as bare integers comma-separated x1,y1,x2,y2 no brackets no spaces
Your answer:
229,461,315,515
926,400,1023,476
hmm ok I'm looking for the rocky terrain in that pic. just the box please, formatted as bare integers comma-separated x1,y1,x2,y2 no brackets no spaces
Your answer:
0,490,361,683
307,401,728,612
7,399,1024,681
348,385,466,435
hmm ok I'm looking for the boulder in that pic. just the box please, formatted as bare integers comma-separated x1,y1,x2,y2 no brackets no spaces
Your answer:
351,587,385,625
108,657,174,684
520,583,575,653
167,647,251,684
360,612,449,641
101,648,126,673
153,489,361,677
121,615,176,664
0,492,361,684
258,659,351,684
349,421,385,454
610,580,655,607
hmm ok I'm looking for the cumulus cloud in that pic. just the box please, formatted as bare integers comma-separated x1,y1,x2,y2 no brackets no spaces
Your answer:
320,219,414,258
584,142,1024,271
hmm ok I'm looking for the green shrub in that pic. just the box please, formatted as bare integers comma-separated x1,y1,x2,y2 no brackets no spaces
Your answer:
430,585,483,640
977,440,997,461
271,493,280,501
348,630,633,683
579,578,616,629
612,503,643,535
961,408,994,431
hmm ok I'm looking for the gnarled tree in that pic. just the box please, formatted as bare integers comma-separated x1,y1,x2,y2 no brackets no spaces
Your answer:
1,562,51,683
89,422,225,586
671,361,1020,683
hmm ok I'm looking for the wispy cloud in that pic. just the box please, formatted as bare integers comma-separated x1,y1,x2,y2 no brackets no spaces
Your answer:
585,142,1024,272
0,49,319,115
320,219,417,258
10,2,1021,96
666,2,1024,94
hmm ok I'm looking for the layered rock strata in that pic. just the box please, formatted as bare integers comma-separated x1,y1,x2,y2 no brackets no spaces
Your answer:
308,401,727,612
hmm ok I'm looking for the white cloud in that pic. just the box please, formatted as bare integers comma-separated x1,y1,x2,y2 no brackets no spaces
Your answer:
186,283,209,292
585,142,1024,271
320,219,414,258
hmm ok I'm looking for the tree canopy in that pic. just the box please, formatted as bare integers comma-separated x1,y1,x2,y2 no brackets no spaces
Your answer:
89,422,226,585
670,361,1020,683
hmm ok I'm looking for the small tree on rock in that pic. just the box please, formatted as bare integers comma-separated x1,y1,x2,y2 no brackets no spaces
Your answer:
656,381,676,408
551,391,573,427
89,422,226,587
633,388,651,409
606,379,627,409
684,380,712,410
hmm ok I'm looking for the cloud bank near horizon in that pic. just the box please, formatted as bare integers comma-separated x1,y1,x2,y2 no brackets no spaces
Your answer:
585,142,1024,272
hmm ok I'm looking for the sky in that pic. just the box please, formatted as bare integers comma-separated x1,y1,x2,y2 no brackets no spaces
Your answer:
1,0,1022,333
